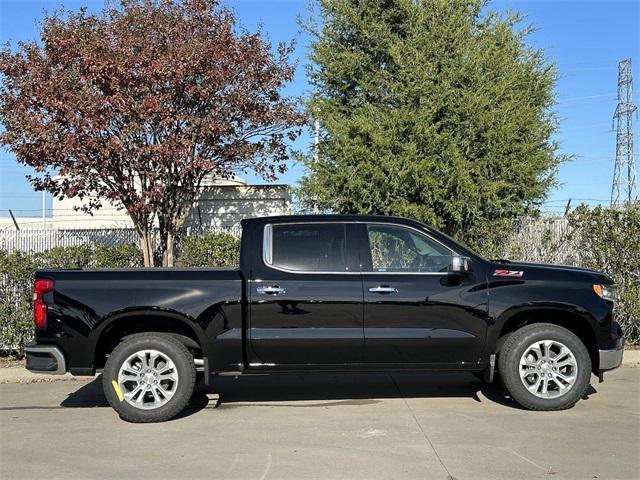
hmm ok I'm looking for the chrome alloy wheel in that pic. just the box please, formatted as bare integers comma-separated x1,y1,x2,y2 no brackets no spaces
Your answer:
117,349,179,410
519,340,578,399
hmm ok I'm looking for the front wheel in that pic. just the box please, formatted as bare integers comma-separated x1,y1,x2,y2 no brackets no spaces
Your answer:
103,332,196,422
498,323,592,411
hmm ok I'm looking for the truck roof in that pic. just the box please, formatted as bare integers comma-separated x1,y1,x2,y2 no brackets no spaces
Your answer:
241,214,421,225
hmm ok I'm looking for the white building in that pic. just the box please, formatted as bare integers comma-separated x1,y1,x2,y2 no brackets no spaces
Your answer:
1,175,291,230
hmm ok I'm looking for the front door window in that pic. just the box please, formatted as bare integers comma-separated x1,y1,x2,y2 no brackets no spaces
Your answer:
367,224,451,273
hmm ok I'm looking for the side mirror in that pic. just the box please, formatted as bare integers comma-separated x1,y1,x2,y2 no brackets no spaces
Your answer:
450,255,471,273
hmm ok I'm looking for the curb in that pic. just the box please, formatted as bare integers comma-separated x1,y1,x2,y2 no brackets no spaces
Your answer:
1,350,638,384
621,349,640,367
0,370,94,384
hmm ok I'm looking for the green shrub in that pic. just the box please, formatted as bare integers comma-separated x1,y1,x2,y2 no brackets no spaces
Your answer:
0,250,37,356
568,204,640,343
43,246,94,269
176,233,240,267
94,244,144,268
0,243,143,356
493,204,639,344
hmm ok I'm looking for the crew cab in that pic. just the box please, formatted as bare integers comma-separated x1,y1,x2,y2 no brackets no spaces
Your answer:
25,215,624,422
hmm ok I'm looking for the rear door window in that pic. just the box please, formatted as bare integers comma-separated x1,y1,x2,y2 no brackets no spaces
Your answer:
268,223,347,272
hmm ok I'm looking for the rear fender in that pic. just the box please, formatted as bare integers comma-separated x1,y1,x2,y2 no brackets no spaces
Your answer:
90,309,212,366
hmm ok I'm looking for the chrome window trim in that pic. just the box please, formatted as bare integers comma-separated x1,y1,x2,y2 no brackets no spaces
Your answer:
262,221,457,276
263,224,273,265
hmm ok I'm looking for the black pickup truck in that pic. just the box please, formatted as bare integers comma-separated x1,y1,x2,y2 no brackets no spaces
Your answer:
25,215,624,422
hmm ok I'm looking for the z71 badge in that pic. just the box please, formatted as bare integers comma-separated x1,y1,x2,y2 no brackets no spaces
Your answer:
493,269,524,278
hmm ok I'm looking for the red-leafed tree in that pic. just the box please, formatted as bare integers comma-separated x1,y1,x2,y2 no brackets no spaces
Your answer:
0,0,305,266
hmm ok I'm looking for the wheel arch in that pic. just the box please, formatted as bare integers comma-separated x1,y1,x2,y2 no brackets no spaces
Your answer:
491,305,600,372
92,310,208,370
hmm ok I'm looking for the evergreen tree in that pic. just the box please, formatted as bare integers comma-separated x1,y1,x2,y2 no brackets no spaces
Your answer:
299,0,567,251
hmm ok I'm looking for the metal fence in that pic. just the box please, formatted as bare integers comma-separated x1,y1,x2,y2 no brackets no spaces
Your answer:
0,225,242,253
1,218,574,257
503,216,579,266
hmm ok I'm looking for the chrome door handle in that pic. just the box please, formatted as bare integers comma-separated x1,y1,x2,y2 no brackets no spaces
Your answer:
256,286,286,295
368,286,399,294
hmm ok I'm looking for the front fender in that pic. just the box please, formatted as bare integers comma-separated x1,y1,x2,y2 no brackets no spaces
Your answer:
483,277,612,360
488,302,598,351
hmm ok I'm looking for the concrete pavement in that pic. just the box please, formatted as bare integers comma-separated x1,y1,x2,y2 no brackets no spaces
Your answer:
1,369,639,480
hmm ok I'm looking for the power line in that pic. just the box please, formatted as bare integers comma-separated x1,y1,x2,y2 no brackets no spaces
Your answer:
560,122,612,131
556,93,616,103
540,198,608,203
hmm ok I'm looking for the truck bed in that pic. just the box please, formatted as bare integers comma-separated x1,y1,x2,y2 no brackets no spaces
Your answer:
34,267,244,374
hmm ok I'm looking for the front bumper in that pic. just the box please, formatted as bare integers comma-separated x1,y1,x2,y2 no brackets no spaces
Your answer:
24,343,67,375
599,345,624,371
599,321,624,375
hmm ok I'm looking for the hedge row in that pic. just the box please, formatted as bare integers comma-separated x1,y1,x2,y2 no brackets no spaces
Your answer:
567,205,639,344
0,233,239,355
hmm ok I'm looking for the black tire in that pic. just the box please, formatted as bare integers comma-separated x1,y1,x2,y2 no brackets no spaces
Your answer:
499,323,591,411
103,332,196,423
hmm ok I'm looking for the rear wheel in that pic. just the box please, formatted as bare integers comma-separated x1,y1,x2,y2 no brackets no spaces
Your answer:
499,323,591,410
103,332,196,422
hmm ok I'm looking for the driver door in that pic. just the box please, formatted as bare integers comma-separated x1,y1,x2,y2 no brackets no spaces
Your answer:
361,223,487,365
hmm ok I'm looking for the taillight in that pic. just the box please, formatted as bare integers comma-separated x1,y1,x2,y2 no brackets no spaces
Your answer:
33,278,54,329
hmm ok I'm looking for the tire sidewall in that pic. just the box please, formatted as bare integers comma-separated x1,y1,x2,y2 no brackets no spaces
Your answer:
500,325,591,410
103,333,195,422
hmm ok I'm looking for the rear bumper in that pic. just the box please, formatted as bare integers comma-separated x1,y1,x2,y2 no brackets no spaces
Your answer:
24,343,67,375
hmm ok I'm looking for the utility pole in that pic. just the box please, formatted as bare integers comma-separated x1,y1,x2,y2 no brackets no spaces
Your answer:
8,209,20,230
41,190,46,228
611,59,637,206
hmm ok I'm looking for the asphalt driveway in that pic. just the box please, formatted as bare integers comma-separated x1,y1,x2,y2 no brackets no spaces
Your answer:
1,368,639,480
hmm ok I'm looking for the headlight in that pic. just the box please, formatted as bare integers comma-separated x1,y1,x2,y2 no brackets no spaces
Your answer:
593,284,617,303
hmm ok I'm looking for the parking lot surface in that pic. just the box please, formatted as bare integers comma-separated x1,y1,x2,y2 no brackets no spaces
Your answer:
1,368,639,480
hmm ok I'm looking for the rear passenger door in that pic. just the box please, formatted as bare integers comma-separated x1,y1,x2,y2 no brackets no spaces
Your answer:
248,222,364,365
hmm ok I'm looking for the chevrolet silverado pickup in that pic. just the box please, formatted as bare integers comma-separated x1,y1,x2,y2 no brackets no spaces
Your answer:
25,215,624,422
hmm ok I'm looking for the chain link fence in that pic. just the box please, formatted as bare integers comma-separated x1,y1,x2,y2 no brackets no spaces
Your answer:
0,225,241,253
499,216,578,265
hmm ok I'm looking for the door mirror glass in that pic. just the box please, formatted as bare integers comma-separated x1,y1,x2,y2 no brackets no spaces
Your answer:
450,255,470,273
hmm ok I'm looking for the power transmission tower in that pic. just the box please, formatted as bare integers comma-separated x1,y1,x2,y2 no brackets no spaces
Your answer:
611,59,637,206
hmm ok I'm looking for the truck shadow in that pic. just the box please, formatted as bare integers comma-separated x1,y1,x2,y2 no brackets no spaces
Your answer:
211,372,516,409
59,375,212,419
60,372,598,416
